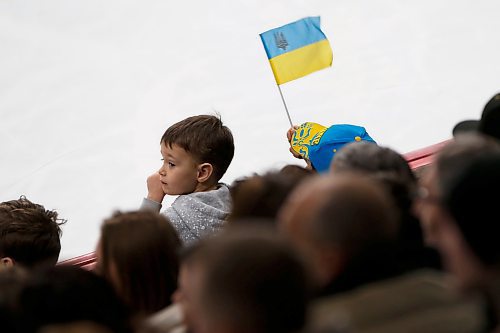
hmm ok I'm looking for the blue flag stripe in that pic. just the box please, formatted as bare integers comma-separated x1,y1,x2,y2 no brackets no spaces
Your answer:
259,17,327,60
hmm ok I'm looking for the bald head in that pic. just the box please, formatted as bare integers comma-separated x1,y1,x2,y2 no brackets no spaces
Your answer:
279,174,398,285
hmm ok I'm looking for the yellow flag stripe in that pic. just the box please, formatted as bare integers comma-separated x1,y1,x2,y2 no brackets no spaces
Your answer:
269,39,333,85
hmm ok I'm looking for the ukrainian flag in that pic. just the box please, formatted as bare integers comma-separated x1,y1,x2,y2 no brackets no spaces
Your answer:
260,17,333,85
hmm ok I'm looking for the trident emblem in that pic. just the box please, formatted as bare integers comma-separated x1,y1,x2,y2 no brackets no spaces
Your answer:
274,32,288,51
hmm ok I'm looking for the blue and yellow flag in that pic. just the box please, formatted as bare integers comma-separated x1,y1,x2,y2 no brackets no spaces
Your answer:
260,17,333,85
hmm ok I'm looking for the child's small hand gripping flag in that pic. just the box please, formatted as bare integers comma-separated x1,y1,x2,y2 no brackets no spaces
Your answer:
260,16,333,85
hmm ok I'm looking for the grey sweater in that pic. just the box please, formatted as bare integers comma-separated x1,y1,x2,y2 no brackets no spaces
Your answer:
141,184,231,244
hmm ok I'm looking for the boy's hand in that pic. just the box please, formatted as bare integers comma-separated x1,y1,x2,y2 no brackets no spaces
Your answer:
146,172,165,203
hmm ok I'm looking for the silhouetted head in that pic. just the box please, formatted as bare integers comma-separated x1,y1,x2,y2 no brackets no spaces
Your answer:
0,197,65,268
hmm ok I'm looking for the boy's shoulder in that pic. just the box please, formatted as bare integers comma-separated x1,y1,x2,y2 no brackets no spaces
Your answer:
165,184,231,243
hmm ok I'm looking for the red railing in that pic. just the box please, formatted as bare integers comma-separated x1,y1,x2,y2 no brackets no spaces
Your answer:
404,140,449,170
59,252,97,270
60,140,449,270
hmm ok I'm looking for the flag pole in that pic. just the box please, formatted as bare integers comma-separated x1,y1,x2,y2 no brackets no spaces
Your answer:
277,84,294,127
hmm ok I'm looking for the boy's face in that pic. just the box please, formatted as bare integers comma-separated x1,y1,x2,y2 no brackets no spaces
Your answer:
159,143,200,195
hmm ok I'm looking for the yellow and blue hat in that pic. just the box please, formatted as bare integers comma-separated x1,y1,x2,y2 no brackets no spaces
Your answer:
291,122,376,173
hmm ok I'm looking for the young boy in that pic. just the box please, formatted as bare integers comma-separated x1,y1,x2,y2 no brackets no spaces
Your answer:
141,115,234,244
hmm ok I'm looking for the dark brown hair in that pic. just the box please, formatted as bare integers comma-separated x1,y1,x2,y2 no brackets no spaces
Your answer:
330,142,419,241
228,170,312,223
184,227,309,333
99,211,181,316
0,196,65,267
443,153,500,266
279,164,314,180
435,133,500,197
18,266,133,333
161,115,234,181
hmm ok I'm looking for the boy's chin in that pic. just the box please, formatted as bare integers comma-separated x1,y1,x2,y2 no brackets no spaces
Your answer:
162,184,199,196
163,187,183,196
161,186,173,196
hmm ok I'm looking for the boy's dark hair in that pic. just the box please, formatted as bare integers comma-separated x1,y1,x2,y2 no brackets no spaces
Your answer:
0,197,65,267
99,211,181,316
161,115,234,182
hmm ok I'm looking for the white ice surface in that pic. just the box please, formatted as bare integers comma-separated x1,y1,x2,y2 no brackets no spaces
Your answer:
2,0,500,260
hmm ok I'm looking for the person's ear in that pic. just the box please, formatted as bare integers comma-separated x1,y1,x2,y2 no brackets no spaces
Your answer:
315,245,345,286
197,163,214,183
0,257,14,268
